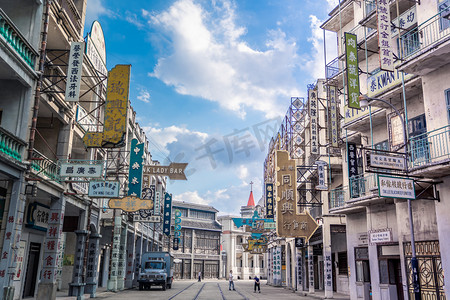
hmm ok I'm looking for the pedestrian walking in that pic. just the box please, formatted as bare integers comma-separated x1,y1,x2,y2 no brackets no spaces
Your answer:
254,276,261,293
198,271,202,282
228,270,235,290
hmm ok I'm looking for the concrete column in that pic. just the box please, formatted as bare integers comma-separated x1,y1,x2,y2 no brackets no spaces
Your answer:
117,225,127,290
37,195,66,300
101,246,110,288
190,229,195,279
107,216,121,291
230,234,235,273
85,233,101,297
125,230,135,288
133,234,143,286
68,230,89,299
308,245,314,293
296,247,304,291
323,222,333,298
286,244,291,288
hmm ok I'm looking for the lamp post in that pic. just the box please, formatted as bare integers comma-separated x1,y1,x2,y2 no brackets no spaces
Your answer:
360,95,421,300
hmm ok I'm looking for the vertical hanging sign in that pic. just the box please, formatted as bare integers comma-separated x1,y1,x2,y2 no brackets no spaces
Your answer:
309,88,319,155
376,0,394,72
265,183,274,218
315,161,327,190
128,139,144,198
273,246,282,285
163,193,173,237
154,192,161,216
65,42,85,102
328,86,339,148
345,32,360,109
347,142,359,197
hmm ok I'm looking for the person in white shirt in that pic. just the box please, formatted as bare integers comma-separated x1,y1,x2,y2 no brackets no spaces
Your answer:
198,271,202,282
228,270,235,290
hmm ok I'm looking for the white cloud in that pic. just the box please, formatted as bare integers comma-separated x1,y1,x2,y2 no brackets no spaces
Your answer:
143,125,208,150
174,191,210,205
237,165,248,181
144,0,302,119
326,0,340,10
137,88,151,103
85,0,110,26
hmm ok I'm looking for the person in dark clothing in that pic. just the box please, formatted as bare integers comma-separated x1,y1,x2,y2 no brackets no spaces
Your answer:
254,276,260,293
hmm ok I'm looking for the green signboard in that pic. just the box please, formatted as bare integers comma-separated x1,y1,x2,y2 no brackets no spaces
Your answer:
345,32,360,109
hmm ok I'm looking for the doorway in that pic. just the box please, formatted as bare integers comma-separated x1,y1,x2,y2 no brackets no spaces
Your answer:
22,243,41,298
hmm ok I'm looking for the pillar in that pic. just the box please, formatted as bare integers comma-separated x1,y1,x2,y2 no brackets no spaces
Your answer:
107,216,121,291
68,230,89,299
36,195,66,300
323,222,333,298
296,247,304,291
308,245,314,293
85,233,101,297
133,234,143,286
125,230,135,288
117,225,127,290
101,246,110,288
190,229,195,279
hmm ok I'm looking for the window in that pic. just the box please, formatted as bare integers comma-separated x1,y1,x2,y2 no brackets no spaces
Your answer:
374,140,389,152
338,252,348,275
439,0,450,31
355,247,371,282
446,89,450,123
189,209,215,220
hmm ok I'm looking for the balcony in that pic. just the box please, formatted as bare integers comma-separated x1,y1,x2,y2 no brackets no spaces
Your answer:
0,8,38,69
329,187,347,209
408,124,450,177
0,126,27,163
349,174,378,200
30,149,60,182
398,7,450,75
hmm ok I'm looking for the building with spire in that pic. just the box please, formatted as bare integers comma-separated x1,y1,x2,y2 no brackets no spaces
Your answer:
218,185,267,280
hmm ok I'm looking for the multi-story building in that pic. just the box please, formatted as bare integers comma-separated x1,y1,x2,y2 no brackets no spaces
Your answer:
171,201,221,279
219,191,267,281
322,0,450,299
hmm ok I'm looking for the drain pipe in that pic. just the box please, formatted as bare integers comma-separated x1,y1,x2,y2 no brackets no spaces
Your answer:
28,0,52,161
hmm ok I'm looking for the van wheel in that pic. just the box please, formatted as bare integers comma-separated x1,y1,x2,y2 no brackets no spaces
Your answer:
162,283,167,291
139,283,143,290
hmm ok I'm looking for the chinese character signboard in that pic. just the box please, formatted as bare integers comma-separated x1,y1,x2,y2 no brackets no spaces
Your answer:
276,150,319,240
345,32,360,109
13,241,26,280
108,196,153,212
60,162,103,178
366,150,407,171
347,142,358,178
273,246,282,285
367,68,414,98
368,228,393,245
88,181,119,198
265,183,274,218
377,175,415,199
328,86,339,148
128,139,144,197
65,42,85,102
309,88,319,154
391,6,416,36
143,163,188,180
154,192,161,216
163,193,173,236
26,202,50,231
133,213,161,223
83,64,130,148
316,160,327,190
376,0,394,72
86,21,107,85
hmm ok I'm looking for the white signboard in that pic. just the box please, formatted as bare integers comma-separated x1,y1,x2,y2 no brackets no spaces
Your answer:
154,192,161,215
133,215,161,223
367,152,406,171
273,246,282,282
316,161,327,190
309,89,319,154
391,6,417,36
378,175,415,199
60,163,103,178
65,42,85,102
369,228,393,245
88,181,120,198
376,0,394,71
70,180,89,194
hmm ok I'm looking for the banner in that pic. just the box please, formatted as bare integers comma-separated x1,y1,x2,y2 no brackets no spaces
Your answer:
316,161,327,190
163,193,173,236
128,138,144,197
345,32,360,109
309,88,319,154
328,86,339,147
65,42,85,102
265,183,274,218
376,0,394,71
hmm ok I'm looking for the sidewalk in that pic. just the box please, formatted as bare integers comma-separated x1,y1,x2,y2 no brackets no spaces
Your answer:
296,289,350,300
56,287,115,300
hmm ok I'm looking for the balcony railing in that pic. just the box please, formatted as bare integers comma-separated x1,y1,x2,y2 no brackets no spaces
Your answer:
349,174,378,199
408,124,450,169
329,187,347,209
30,149,60,181
0,9,38,68
326,56,342,80
0,126,26,162
400,6,450,60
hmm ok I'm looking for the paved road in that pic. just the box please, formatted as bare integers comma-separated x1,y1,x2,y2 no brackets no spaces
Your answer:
86,279,331,300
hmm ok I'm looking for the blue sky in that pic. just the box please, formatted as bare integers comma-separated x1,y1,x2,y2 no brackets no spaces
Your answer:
85,0,338,215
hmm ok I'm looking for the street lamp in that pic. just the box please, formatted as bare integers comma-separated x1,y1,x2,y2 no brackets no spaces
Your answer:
360,95,421,300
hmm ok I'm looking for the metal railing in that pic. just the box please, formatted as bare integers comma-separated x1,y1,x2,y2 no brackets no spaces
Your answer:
400,6,450,60
0,9,38,68
30,149,60,181
329,187,347,209
0,126,26,162
408,124,450,168
326,56,342,80
349,174,378,199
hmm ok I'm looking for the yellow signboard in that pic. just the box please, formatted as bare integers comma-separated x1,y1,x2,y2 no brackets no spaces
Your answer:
367,68,414,98
243,237,268,254
276,150,319,240
108,196,153,212
83,65,130,148
344,105,383,126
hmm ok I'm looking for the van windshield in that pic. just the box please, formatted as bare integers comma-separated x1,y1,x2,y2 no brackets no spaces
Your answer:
144,261,164,269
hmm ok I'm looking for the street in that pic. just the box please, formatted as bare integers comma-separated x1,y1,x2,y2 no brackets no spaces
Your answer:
64,280,350,300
